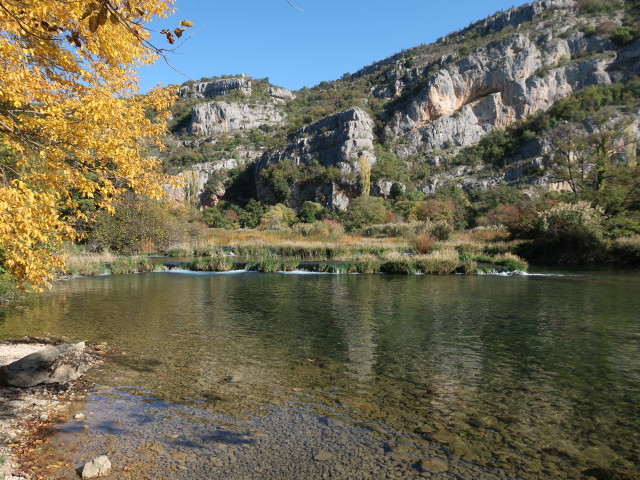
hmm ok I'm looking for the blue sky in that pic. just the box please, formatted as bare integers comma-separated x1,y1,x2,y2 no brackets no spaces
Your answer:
138,0,530,92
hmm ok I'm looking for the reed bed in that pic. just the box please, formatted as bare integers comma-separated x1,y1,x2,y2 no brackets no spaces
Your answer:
110,257,162,275
188,255,234,272
414,249,461,274
246,258,300,273
64,251,115,276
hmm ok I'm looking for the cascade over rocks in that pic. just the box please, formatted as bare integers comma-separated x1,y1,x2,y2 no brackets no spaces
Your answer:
0,342,89,388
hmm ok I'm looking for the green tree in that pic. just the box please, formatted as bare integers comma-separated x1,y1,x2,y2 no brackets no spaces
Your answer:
297,201,325,223
88,194,186,253
358,155,371,197
341,197,389,231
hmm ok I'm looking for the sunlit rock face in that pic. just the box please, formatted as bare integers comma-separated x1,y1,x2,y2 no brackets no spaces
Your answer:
256,107,376,210
187,102,285,136
384,31,621,156
178,75,252,99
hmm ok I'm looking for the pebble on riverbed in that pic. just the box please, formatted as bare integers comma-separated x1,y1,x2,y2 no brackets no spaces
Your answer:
81,455,112,479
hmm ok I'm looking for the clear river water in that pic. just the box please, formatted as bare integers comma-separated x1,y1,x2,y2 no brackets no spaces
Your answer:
0,269,639,479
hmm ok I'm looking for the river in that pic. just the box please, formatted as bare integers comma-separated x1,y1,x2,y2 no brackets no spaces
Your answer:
1,269,638,479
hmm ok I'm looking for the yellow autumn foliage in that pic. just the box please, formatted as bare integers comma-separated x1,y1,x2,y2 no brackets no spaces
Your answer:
0,0,180,289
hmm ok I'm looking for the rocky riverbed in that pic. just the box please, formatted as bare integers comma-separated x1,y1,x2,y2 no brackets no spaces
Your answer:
0,339,103,479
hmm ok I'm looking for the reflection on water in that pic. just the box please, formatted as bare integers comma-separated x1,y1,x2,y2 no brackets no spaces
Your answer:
1,271,639,479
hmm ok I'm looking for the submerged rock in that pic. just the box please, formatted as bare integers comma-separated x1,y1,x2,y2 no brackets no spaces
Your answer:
313,450,333,461
81,455,112,479
582,444,619,467
0,342,88,387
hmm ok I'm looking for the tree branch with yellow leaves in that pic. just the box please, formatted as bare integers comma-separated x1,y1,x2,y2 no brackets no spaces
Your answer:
0,0,186,289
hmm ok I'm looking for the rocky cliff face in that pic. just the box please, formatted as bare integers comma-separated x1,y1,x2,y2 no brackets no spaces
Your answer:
163,0,640,209
258,107,376,173
179,75,252,99
268,86,295,103
188,102,285,136
383,29,624,155
163,159,243,206
256,107,376,209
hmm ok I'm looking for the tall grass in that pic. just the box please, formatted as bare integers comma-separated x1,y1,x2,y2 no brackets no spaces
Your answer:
247,258,300,272
414,249,460,274
493,253,528,272
110,257,161,274
64,251,114,276
380,258,417,274
188,255,234,272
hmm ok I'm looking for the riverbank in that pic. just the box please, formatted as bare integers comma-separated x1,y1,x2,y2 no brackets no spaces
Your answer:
62,228,530,277
0,339,104,480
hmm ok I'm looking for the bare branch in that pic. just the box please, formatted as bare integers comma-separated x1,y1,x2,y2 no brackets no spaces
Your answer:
287,0,304,12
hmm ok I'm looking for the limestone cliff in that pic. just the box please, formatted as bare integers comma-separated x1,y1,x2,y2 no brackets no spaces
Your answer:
163,159,243,207
256,107,376,209
383,30,627,155
179,75,252,99
188,102,285,136
161,0,640,208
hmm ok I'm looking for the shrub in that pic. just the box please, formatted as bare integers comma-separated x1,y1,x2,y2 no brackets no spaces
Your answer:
536,201,604,249
342,197,390,232
605,212,640,238
260,204,297,230
477,204,522,227
509,201,605,261
430,220,454,241
297,201,325,223
612,25,638,45
239,199,268,229
413,234,436,254
607,236,640,263
202,207,240,229
576,0,622,13
415,198,455,224
89,194,190,254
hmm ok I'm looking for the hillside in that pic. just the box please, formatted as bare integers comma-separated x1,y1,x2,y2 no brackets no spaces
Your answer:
144,0,640,260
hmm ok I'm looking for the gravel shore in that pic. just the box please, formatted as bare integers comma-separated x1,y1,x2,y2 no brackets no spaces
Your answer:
0,340,100,480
